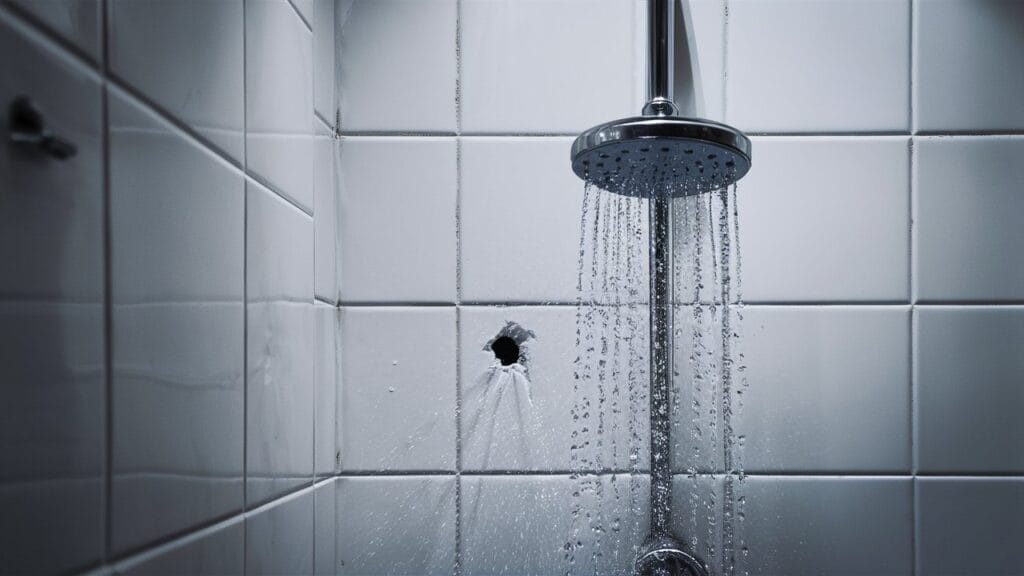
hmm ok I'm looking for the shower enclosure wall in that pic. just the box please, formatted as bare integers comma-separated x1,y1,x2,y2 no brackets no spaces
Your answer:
3,0,1024,575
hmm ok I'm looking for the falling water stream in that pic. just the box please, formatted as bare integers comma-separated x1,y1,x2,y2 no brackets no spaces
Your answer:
568,183,748,576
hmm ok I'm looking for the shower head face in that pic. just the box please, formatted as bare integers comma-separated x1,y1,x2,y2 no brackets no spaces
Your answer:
571,116,752,198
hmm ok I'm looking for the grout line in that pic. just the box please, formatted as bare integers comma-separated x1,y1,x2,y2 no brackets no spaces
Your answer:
339,129,1024,138
907,0,918,556
314,295,337,306
315,110,335,133
454,1,464,572
104,72,245,172
909,0,917,136
241,15,249,576
245,171,314,219
0,1,101,66
285,0,313,34
7,8,314,225
100,0,113,561
333,300,1024,308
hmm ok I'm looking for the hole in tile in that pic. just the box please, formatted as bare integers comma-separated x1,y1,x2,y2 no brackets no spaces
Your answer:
490,336,520,366
483,321,536,370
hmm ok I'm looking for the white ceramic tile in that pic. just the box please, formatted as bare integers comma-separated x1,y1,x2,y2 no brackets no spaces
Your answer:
0,16,104,574
737,137,910,302
339,307,456,471
735,477,912,576
108,0,245,160
246,182,315,505
109,88,246,305
917,307,1024,473
114,518,244,576
0,12,104,303
918,478,1024,576
669,475,726,574
246,0,315,212
314,480,336,576
916,137,1024,302
460,306,649,472
726,0,910,133
683,0,726,120
460,138,585,303
338,0,456,133
315,304,338,476
727,307,909,473
461,475,648,576
336,476,456,576
461,0,635,134
7,0,102,61
109,89,245,552
916,0,1024,132
314,130,337,303
670,305,725,475
338,137,456,303
313,0,335,124
246,491,315,576
0,476,104,575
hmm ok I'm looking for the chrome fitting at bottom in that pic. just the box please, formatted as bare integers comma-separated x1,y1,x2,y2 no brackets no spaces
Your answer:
635,534,710,576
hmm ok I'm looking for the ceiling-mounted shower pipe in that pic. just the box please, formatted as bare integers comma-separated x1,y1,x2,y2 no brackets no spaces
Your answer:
643,0,680,118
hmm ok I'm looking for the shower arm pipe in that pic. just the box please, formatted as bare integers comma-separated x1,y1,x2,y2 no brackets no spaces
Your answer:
643,0,680,117
647,0,677,538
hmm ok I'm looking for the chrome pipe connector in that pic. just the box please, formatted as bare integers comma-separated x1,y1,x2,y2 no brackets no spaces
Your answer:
635,534,710,576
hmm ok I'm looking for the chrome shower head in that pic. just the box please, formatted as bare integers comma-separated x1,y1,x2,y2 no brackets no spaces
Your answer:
571,115,751,197
570,0,752,198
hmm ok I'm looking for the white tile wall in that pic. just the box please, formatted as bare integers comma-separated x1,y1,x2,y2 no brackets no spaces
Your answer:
460,138,585,303
113,518,245,576
916,137,1024,302
291,0,314,28
108,0,246,161
917,478,1024,576
313,0,335,124
726,0,910,133
246,181,316,505
915,0,1024,132
332,0,1024,572
109,88,245,552
0,0,334,573
245,0,315,212
339,307,456,471
461,475,649,576
338,137,457,303
314,126,338,303
336,476,457,576
315,304,339,476
737,137,910,303
338,0,457,133
6,0,102,61
735,477,913,576
314,480,337,576
668,476,724,573
917,307,1024,473
6,0,1024,572
0,12,105,574
246,490,315,575
460,0,636,134
731,306,911,474
460,306,649,472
